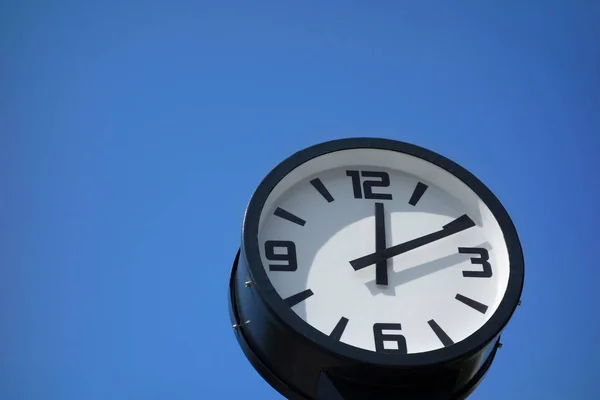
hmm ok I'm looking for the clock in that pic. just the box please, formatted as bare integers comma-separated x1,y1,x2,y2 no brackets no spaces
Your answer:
228,138,524,400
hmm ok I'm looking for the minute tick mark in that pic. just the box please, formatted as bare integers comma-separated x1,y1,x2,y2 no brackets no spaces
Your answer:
409,182,428,206
284,289,314,307
329,317,349,341
428,319,454,347
455,294,488,314
274,207,306,226
310,178,335,203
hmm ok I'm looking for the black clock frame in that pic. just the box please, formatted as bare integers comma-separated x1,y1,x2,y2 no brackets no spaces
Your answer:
229,137,525,399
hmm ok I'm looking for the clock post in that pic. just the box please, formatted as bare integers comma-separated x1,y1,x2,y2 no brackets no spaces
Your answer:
228,138,524,400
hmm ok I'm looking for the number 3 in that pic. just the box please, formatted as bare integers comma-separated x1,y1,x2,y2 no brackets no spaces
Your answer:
459,247,493,278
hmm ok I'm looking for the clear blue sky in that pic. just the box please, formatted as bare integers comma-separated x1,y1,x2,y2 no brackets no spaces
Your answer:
2,1,599,399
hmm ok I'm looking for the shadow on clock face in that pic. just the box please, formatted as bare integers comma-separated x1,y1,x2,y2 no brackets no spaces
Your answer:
364,241,492,297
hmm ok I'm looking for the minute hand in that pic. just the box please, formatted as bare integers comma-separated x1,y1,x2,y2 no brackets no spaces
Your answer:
350,214,476,271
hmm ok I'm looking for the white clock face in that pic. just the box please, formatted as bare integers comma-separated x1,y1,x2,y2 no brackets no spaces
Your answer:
256,148,510,355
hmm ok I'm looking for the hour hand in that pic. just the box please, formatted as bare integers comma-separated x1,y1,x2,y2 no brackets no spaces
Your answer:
374,202,388,285
350,214,476,271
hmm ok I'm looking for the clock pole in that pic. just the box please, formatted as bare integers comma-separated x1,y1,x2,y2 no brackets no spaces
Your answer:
315,344,500,400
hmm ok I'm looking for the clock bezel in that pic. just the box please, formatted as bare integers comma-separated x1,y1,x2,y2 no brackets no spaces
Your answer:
241,137,524,368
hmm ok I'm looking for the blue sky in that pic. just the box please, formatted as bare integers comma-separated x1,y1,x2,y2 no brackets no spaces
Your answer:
2,1,599,399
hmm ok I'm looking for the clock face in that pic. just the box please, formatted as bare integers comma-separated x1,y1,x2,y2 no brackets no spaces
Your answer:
255,147,513,355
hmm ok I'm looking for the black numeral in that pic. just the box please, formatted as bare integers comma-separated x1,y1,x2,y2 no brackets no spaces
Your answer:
373,323,407,353
459,247,492,278
346,170,392,200
265,240,298,271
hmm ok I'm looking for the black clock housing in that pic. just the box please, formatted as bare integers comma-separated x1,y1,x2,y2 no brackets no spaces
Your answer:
228,138,524,400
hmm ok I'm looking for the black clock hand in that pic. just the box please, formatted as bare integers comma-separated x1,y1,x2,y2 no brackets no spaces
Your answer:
350,214,476,271
374,202,388,285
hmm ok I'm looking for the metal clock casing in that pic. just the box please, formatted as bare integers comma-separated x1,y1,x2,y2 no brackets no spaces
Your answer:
228,137,524,400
